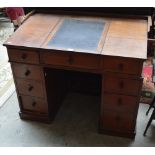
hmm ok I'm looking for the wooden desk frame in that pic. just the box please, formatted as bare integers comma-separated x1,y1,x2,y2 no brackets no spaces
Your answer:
4,11,148,138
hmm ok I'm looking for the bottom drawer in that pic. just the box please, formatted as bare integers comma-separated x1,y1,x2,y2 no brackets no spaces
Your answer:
102,110,135,132
20,95,48,114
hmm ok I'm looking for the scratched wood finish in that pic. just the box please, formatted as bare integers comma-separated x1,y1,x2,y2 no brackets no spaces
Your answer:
102,19,148,59
4,13,61,48
107,19,148,39
4,13,148,59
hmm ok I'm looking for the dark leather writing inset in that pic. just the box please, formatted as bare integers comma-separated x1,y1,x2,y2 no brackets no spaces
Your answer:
48,19,105,52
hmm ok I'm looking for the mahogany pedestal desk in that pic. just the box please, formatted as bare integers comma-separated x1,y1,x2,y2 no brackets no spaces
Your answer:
4,12,148,138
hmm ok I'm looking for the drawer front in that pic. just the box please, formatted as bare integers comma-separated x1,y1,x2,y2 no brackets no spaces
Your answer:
103,56,142,75
20,95,48,113
12,63,42,81
104,76,141,96
102,93,138,113
41,51,100,69
102,110,135,132
8,49,39,64
16,79,45,98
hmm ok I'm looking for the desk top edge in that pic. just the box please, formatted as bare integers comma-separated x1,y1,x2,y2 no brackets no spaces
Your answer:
4,12,148,60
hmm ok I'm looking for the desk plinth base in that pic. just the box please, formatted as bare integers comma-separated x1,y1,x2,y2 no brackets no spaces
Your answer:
99,128,136,139
19,111,136,138
19,112,51,123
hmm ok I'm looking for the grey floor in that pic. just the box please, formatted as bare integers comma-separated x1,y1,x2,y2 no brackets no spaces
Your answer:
0,92,155,147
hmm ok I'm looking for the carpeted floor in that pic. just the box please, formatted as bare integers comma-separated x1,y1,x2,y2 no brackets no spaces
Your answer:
0,92,155,147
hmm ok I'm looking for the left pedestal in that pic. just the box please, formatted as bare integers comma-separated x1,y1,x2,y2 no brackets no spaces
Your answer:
7,48,50,123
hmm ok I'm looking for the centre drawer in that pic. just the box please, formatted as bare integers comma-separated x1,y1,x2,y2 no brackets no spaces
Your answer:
104,76,141,96
12,63,42,81
16,79,45,98
20,95,48,113
41,51,101,70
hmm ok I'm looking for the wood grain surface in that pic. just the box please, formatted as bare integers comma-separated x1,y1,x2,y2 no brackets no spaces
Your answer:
102,19,148,59
4,13,61,48
3,12,149,138
4,13,148,59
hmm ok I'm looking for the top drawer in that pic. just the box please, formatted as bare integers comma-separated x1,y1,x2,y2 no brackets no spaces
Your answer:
40,51,101,70
8,49,39,64
103,56,143,75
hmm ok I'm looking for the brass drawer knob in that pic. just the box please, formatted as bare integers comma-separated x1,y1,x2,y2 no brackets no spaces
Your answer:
28,85,34,91
21,53,27,60
25,70,31,76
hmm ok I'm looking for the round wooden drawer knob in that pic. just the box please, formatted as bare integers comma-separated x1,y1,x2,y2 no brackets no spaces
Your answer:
21,53,27,60
118,63,124,71
32,101,37,107
25,70,31,76
28,85,34,91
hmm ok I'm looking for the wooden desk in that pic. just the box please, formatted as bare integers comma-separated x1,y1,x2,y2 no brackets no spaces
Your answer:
4,12,148,138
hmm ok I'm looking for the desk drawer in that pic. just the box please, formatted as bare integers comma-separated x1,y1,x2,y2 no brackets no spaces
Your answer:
16,79,45,98
102,110,135,132
12,63,42,81
104,76,141,96
41,51,100,69
20,95,48,113
102,93,138,113
103,56,142,75
8,49,39,64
